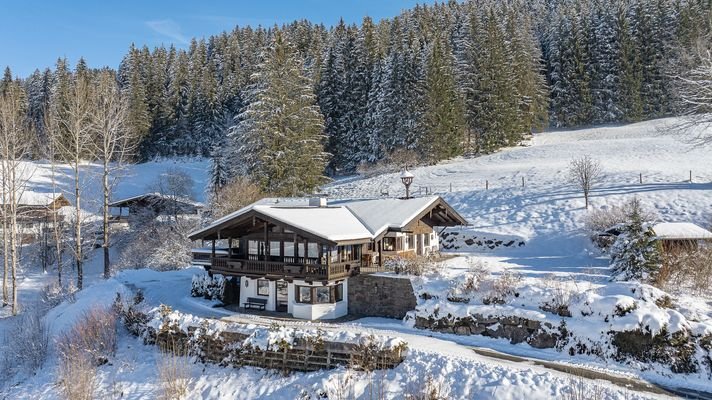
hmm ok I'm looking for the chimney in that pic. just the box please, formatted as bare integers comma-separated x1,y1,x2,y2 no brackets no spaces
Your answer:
308,197,328,207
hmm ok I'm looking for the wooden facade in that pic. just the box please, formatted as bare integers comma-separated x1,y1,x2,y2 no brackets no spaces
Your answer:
190,196,467,283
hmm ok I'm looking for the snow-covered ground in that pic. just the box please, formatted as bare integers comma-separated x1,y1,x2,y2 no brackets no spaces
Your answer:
2,118,712,399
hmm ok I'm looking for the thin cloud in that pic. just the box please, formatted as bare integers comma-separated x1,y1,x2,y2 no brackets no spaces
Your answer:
145,19,189,45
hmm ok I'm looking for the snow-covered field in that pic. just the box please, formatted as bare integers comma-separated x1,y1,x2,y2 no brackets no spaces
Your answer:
2,118,712,399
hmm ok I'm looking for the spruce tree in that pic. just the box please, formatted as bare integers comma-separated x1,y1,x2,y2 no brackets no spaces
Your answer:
422,34,465,162
231,31,329,195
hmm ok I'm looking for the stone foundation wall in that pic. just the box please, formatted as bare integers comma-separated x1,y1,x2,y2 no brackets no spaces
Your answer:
348,274,417,319
414,314,560,349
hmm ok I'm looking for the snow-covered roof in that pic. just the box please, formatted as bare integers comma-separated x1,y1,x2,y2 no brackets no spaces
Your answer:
331,196,443,237
255,205,373,242
189,195,467,244
16,191,65,207
109,192,204,208
652,222,712,240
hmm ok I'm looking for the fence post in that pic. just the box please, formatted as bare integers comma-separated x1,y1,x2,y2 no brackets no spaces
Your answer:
639,173,642,184
521,176,524,188
449,182,452,192
690,170,692,183
486,180,489,190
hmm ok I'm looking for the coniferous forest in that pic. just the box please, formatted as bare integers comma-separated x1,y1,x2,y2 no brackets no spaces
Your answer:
3,0,712,194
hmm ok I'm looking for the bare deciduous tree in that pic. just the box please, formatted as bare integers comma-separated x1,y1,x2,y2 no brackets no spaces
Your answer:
210,176,264,219
91,71,134,280
0,79,34,315
569,155,602,209
676,47,712,139
50,70,95,290
151,167,195,222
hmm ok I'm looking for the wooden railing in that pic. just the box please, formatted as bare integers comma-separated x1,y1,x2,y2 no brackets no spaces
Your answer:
210,257,357,280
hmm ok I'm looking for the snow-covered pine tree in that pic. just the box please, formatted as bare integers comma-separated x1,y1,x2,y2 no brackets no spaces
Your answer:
422,33,465,162
610,198,662,281
231,31,329,196
208,145,229,202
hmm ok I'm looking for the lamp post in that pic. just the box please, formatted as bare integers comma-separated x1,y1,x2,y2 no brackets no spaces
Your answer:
400,168,414,199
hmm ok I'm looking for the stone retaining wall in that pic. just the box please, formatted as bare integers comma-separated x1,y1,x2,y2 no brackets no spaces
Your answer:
151,327,405,372
348,274,417,319
414,314,560,349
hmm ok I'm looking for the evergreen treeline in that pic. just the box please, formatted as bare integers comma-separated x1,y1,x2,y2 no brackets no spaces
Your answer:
6,0,712,182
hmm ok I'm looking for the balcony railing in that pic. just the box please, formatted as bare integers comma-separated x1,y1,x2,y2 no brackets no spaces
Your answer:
209,256,358,280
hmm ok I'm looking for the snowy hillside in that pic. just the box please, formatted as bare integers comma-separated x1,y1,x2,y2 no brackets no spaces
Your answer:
326,118,712,245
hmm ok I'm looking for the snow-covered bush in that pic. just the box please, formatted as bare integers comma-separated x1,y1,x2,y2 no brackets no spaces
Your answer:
116,217,196,271
190,273,225,301
585,200,657,249
57,306,118,368
113,291,150,336
447,258,487,302
483,271,522,305
56,306,118,400
40,282,77,311
384,256,433,276
609,199,662,281
1,309,49,375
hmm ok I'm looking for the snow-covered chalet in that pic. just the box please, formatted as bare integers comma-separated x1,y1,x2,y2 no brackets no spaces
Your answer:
189,195,467,320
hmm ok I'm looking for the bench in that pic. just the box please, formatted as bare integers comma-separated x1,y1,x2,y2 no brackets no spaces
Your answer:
243,297,267,310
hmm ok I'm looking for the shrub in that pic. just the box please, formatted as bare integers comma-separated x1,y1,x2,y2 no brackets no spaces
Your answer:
586,200,657,250
210,176,265,219
448,258,488,302
384,256,433,276
57,306,118,367
540,276,575,317
659,244,712,295
56,306,117,400
483,271,522,305
190,273,225,301
1,309,49,374
113,291,150,337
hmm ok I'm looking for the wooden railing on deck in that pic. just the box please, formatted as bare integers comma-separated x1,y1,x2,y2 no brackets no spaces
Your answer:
210,257,356,280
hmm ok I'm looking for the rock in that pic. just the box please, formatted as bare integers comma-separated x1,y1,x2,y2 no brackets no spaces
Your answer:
464,239,475,246
455,326,470,335
529,332,558,349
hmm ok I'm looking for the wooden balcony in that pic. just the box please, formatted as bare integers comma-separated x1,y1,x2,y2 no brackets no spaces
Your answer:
209,254,358,281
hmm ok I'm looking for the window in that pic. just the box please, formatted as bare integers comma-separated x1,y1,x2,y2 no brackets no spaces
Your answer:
257,279,269,296
382,237,396,251
270,241,281,256
334,284,343,302
315,287,330,304
248,240,260,255
284,242,294,257
298,286,312,303
424,233,430,247
308,243,319,258
295,284,344,304
406,235,414,250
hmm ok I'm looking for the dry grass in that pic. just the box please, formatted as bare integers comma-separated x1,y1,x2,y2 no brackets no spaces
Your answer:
561,374,605,400
56,306,118,400
56,346,98,400
157,341,191,400
658,245,712,295
405,374,449,400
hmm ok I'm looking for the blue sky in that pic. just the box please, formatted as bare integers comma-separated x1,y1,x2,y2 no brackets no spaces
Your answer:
0,1,433,78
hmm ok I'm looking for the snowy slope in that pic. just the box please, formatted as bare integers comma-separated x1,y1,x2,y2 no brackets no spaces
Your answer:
326,118,712,246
